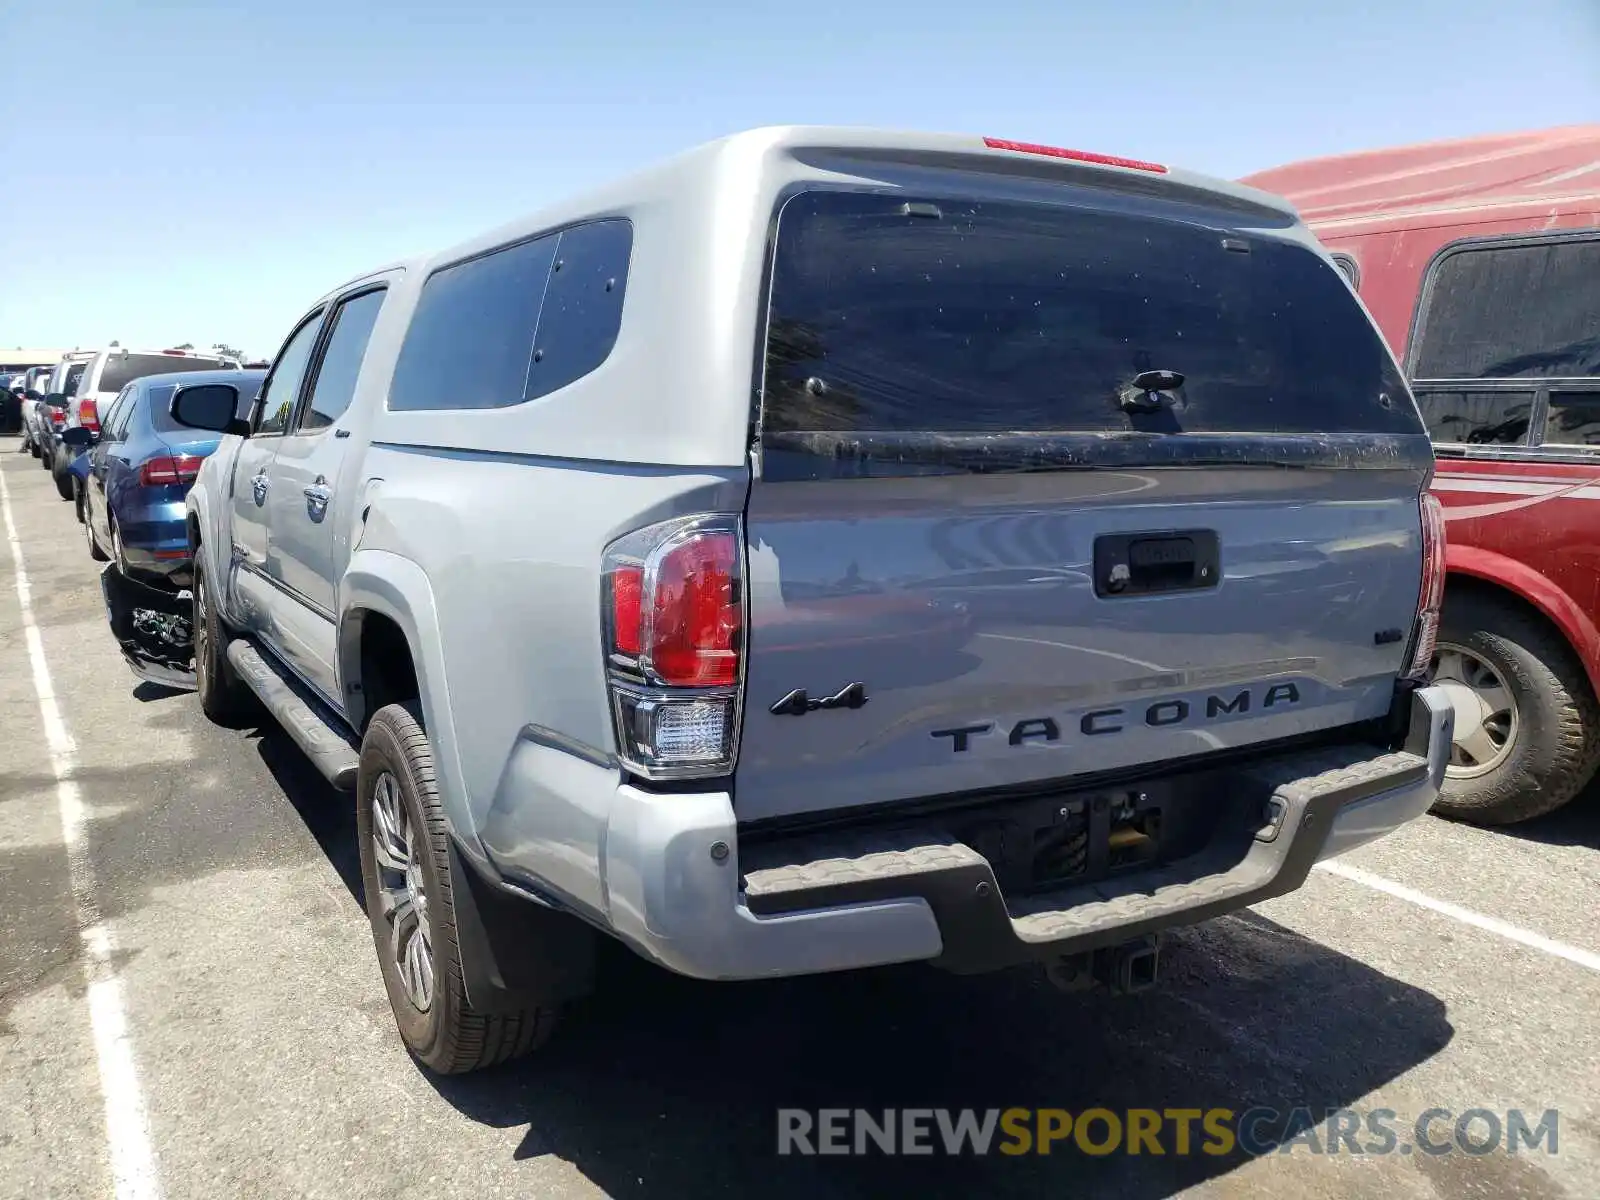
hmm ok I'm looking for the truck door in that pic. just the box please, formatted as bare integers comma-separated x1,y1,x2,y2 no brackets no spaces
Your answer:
262,285,389,700
231,309,326,646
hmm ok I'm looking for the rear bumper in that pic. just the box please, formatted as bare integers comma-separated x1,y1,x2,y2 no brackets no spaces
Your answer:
486,686,1451,980
117,498,192,585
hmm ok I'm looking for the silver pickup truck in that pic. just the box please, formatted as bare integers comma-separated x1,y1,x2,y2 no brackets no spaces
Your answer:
113,127,1453,1075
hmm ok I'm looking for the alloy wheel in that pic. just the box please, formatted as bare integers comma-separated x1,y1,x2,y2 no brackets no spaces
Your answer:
194,569,211,694
1433,642,1519,778
371,772,434,1012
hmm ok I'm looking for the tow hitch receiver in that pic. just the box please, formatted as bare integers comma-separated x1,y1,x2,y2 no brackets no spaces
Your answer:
100,564,197,689
1045,934,1163,996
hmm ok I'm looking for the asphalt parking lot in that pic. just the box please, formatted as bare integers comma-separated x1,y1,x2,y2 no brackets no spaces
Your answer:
2,452,1597,1200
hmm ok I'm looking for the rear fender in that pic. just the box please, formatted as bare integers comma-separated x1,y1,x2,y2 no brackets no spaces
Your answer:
1446,544,1600,698
338,549,478,861
340,551,584,1013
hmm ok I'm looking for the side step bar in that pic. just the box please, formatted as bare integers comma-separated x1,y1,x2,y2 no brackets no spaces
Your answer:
226,639,361,790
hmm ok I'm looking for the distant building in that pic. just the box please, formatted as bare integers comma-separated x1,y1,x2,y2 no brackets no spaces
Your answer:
1,348,77,372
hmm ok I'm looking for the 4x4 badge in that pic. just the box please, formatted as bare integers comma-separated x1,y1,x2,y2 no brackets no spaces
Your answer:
769,681,869,716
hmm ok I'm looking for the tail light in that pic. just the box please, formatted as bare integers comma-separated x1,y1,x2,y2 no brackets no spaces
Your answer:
1405,492,1447,680
78,399,99,434
601,514,744,779
139,454,205,485
49,407,65,428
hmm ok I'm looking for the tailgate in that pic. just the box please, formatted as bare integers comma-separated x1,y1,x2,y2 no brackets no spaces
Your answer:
732,183,1431,822
738,466,1426,820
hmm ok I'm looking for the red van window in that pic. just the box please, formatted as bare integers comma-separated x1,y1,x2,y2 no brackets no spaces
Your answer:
1413,238,1600,381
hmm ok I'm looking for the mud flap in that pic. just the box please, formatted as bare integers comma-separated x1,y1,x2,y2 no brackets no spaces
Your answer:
100,564,197,690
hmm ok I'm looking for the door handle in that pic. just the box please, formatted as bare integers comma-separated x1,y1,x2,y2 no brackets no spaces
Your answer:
303,477,332,519
251,471,270,505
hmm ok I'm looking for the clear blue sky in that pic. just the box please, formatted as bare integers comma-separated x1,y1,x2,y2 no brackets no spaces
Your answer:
3,0,1597,359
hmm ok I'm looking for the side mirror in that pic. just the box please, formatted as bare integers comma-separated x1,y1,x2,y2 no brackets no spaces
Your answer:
170,383,249,437
60,426,94,448
24,389,41,401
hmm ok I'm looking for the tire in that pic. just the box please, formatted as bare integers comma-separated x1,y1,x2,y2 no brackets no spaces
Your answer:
192,554,249,721
27,436,40,458
85,498,108,561
357,701,559,1074
1431,589,1600,825
51,458,74,501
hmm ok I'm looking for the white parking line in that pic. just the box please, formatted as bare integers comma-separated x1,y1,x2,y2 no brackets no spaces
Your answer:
0,464,161,1200
1315,858,1600,974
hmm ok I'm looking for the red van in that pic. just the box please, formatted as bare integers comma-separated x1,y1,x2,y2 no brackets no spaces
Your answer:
1244,125,1600,825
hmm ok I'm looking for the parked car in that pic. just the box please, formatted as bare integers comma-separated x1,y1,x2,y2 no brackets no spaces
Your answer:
127,127,1451,1074
48,348,239,500
35,353,95,473
0,374,21,435
18,364,60,452
66,368,265,586
1244,124,1600,825
12,368,38,446
21,388,50,456
22,364,56,402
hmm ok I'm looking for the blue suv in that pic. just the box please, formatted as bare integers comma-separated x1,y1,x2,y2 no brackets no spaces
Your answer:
70,369,265,589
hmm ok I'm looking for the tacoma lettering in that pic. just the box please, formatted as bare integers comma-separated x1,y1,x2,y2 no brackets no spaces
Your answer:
934,684,1302,751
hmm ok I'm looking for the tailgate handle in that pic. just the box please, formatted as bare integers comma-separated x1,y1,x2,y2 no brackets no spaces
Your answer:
1095,530,1220,597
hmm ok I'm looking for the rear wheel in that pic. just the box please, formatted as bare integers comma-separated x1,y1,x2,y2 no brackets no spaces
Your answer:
27,434,40,458
193,554,249,721
1431,590,1600,825
51,456,74,501
357,701,560,1074
84,497,108,561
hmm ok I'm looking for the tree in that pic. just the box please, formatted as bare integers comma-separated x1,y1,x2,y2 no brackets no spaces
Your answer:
175,342,195,351
212,342,245,361
109,340,120,347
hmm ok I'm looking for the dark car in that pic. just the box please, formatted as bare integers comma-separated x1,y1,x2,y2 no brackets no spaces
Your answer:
1,374,16,429
1,372,25,435
68,368,265,589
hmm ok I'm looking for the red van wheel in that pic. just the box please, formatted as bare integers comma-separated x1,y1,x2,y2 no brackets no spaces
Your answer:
1431,590,1600,825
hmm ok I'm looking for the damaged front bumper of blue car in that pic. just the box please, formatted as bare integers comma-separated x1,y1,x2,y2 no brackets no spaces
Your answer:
100,563,197,689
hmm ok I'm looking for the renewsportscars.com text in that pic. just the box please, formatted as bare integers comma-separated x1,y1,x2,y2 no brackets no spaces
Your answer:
776,1107,1559,1158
